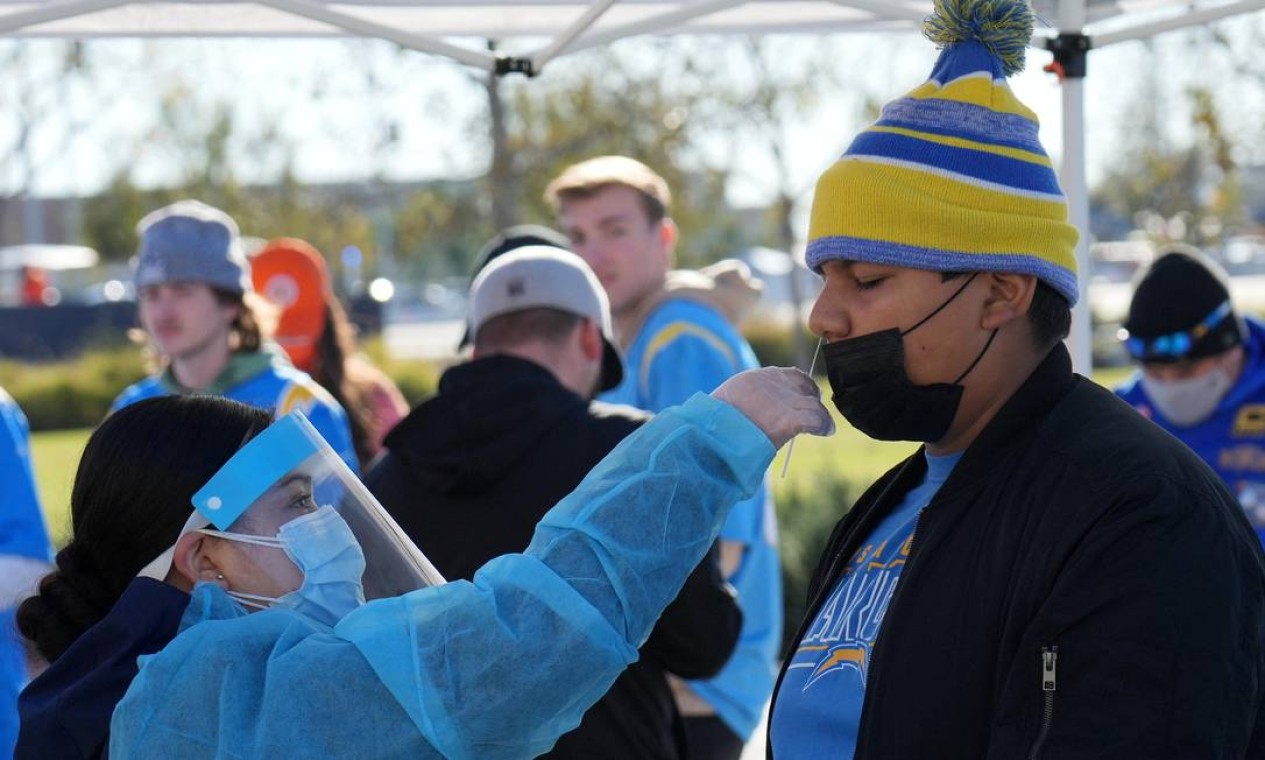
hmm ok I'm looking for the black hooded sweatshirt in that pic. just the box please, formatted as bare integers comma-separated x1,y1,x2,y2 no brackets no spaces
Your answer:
366,355,742,760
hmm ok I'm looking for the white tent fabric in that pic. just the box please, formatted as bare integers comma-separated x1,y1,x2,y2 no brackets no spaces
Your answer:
1,1,1260,71
2,0,1264,370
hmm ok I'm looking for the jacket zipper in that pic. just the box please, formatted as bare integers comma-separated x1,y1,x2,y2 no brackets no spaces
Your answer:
1027,645,1058,760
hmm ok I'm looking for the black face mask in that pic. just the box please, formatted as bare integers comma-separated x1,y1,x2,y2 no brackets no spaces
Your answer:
822,274,998,443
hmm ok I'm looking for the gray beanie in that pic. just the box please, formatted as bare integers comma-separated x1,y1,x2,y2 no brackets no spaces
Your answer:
134,200,251,294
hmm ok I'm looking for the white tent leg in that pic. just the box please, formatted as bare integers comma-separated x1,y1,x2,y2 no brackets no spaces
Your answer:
1058,0,1093,375
254,0,497,71
0,0,133,35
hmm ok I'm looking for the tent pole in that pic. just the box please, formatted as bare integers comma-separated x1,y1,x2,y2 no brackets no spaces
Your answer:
1057,0,1093,375
562,0,749,54
1094,0,1265,48
0,0,133,35
530,0,620,71
254,0,497,71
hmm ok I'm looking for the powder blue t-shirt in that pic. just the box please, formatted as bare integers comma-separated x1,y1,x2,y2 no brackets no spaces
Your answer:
770,450,962,759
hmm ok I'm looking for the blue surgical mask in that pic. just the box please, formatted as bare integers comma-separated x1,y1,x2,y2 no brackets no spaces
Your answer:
201,505,367,626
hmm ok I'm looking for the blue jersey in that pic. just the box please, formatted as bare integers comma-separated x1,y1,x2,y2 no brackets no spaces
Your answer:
0,389,52,758
771,451,959,759
600,296,779,740
1117,317,1265,545
112,354,359,474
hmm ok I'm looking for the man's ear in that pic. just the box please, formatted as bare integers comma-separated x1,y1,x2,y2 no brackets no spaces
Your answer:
578,320,603,362
172,532,227,589
980,272,1037,330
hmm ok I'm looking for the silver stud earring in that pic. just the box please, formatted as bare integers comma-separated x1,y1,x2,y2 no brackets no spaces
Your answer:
215,573,225,581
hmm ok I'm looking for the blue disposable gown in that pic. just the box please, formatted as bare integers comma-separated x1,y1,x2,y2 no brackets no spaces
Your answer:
601,295,781,739
110,393,774,759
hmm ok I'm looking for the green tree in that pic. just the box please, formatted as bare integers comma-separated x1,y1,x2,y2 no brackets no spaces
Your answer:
0,41,117,244
393,182,492,280
1092,85,1244,247
487,42,746,268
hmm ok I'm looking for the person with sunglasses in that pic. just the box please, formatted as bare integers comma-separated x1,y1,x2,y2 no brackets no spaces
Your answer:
1117,245,1265,544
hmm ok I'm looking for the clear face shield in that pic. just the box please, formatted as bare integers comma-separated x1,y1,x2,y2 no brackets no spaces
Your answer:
140,411,444,625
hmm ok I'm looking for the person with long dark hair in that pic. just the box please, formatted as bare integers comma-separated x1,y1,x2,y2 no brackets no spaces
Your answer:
16,368,830,759
16,396,274,758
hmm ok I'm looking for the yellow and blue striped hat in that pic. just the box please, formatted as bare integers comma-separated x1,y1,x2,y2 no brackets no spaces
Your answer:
806,0,1080,304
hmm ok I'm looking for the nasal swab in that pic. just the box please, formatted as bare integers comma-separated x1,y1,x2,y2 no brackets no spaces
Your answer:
780,337,825,480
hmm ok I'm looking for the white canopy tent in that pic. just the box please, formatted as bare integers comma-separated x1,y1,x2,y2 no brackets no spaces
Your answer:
2,0,1263,371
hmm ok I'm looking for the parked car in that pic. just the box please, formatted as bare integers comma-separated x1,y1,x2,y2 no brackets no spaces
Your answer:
0,244,100,307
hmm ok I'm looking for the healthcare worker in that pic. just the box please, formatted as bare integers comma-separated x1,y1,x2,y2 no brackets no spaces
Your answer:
17,397,277,759
17,395,442,760
107,365,830,759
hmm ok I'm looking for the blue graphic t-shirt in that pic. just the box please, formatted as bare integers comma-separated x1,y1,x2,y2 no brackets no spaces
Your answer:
770,450,961,760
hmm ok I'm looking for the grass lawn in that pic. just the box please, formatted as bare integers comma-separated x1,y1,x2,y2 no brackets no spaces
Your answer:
29,428,89,548
28,366,1137,551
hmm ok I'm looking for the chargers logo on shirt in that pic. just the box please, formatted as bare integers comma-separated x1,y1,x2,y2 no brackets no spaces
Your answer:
1234,405,1265,438
788,534,913,687
277,383,322,417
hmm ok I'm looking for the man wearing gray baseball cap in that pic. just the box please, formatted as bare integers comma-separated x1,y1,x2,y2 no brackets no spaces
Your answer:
366,245,742,760
110,199,359,472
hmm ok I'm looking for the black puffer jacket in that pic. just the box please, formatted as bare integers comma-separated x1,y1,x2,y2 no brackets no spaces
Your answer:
366,355,742,760
770,344,1265,759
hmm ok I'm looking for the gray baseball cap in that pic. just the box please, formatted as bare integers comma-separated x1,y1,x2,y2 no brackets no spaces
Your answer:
469,246,623,392
134,200,251,294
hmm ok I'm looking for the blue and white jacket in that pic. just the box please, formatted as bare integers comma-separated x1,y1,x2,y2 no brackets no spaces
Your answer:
112,348,358,473
1118,317,1265,546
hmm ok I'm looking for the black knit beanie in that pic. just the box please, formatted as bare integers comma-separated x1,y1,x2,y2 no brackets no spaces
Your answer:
1123,246,1245,363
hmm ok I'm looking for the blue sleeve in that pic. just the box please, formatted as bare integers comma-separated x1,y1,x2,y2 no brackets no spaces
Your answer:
337,393,776,760
0,608,21,760
0,394,49,562
0,395,49,759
